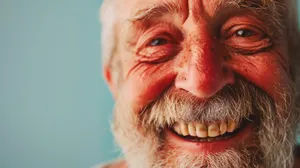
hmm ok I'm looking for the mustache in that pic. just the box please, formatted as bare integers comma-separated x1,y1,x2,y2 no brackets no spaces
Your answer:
112,77,298,168
139,77,275,132
112,76,297,168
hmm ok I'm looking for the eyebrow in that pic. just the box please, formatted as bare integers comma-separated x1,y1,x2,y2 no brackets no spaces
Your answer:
127,0,272,23
127,0,282,34
128,1,182,22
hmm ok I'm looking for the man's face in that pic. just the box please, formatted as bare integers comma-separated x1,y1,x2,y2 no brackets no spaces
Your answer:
108,0,298,167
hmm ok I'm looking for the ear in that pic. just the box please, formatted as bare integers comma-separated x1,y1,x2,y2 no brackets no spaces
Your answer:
103,65,117,99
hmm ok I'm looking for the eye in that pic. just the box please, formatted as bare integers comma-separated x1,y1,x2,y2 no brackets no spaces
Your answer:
222,24,272,55
136,34,180,63
223,24,267,42
235,29,256,37
148,38,169,46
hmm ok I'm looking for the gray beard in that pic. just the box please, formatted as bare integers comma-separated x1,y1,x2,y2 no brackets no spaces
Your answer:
112,79,299,168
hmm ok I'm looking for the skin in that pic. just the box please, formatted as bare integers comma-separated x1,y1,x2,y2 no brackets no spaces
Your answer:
103,0,299,167
108,0,291,113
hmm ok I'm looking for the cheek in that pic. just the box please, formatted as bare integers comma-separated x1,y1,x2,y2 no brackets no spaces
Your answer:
228,54,292,101
121,61,176,113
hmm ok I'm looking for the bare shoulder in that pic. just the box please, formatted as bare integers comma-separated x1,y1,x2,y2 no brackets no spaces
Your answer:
93,159,126,168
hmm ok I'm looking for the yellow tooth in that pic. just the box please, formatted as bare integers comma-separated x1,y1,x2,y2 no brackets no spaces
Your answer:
227,120,236,133
180,122,189,136
220,122,227,135
208,124,220,137
195,123,208,138
188,123,196,136
174,124,181,135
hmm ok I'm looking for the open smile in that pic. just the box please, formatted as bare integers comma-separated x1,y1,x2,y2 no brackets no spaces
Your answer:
164,116,256,153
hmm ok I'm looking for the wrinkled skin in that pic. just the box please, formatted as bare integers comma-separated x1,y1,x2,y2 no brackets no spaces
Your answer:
111,0,291,114
103,0,299,168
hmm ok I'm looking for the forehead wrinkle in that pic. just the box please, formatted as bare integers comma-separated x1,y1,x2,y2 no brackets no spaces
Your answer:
127,0,183,22
215,0,277,16
196,0,283,26
190,0,246,24
189,0,240,25
190,0,280,17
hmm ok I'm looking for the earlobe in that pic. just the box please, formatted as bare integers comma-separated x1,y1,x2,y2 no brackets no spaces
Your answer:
103,65,117,99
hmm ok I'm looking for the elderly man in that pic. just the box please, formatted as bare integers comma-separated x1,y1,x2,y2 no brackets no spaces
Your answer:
98,0,300,167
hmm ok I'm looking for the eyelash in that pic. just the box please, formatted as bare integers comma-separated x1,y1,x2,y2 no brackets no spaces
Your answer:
144,26,263,43
146,34,174,47
224,25,263,38
136,21,269,63
134,29,181,63
143,28,264,49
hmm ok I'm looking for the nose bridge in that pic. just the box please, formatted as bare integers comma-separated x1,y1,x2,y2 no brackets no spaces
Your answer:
185,18,217,70
175,28,234,98
190,38,223,93
189,34,220,74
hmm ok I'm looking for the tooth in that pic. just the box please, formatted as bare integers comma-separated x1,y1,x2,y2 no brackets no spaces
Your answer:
208,123,220,137
188,123,196,136
227,120,236,133
180,122,189,136
174,124,181,135
195,123,208,138
220,121,227,135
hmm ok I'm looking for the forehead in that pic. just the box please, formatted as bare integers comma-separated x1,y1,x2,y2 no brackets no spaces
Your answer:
116,0,223,20
115,0,280,21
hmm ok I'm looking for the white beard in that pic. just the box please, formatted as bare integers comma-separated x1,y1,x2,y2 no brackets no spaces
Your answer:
112,79,298,168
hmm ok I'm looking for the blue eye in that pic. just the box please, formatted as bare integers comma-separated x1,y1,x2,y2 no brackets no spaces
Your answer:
149,38,169,46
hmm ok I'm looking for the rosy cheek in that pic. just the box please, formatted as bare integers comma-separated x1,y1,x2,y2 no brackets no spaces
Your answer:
121,62,176,113
228,54,291,102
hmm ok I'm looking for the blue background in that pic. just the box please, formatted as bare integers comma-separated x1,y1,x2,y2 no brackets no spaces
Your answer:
0,0,299,168
1,0,116,167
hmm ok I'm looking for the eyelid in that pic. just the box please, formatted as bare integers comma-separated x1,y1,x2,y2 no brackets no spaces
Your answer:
221,15,268,37
145,33,175,47
136,22,182,50
134,23,182,63
223,24,263,39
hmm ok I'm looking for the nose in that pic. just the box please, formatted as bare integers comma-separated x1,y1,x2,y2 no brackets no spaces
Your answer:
175,37,235,98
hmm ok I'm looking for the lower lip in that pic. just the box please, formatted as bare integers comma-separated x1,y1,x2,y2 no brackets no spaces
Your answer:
164,123,254,154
